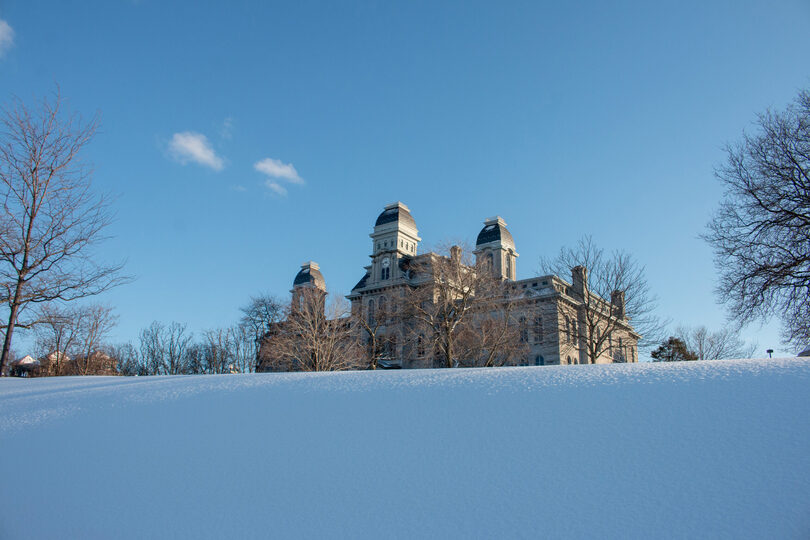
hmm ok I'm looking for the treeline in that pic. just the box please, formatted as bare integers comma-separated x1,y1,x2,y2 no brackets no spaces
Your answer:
7,294,281,377
651,325,757,362
113,294,280,376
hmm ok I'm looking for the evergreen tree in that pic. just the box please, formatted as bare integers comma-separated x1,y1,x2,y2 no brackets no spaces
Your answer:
651,337,698,362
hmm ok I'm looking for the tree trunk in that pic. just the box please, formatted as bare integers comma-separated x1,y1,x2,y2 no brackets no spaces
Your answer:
0,283,24,376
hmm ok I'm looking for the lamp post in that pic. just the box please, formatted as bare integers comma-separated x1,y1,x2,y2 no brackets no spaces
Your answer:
766,349,774,359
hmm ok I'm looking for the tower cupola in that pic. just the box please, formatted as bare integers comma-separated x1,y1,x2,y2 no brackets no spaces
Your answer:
369,202,421,284
474,216,518,280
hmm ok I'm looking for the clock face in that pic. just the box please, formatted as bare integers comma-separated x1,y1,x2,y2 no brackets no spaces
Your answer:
381,257,390,268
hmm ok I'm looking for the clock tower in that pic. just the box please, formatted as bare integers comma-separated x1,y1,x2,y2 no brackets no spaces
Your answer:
369,202,420,285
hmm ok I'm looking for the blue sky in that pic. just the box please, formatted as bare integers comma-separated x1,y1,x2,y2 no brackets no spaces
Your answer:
1,1,808,355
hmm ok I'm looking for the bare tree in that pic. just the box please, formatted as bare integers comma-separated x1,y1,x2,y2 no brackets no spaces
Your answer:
353,292,399,369
676,325,757,360
455,290,528,368
34,303,82,376
402,244,525,368
259,288,362,372
73,304,118,375
202,327,233,374
109,342,143,376
239,294,284,371
0,92,129,375
540,236,664,363
229,324,257,373
139,321,192,375
704,89,810,350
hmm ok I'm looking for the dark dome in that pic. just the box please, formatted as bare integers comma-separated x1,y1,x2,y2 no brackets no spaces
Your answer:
375,202,417,229
476,217,515,250
293,262,325,290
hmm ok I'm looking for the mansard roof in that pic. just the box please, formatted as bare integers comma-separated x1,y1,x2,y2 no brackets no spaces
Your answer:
293,261,326,290
476,216,515,250
375,201,417,230
351,272,370,291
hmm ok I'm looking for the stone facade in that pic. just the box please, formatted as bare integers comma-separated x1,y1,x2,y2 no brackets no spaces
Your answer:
280,202,640,368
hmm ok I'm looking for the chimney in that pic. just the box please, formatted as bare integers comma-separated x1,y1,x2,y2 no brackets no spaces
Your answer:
611,290,626,319
571,265,588,296
450,245,462,263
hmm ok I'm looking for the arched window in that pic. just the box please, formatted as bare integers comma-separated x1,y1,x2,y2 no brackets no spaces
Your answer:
567,355,572,365
367,299,375,325
535,355,544,366
378,296,386,320
487,252,494,270
519,317,528,343
506,256,512,279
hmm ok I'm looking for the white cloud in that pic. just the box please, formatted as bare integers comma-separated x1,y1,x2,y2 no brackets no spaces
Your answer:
0,20,15,57
168,132,224,171
264,181,287,195
254,157,304,195
254,158,304,184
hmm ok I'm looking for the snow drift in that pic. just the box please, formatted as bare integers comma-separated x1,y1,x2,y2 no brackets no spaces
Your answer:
1,359,809,539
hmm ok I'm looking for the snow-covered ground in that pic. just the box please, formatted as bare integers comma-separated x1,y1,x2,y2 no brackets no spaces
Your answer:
1,359,809,539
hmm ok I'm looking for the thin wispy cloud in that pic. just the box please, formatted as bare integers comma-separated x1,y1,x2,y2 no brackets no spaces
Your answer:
168,131,224,171
254,157,304,195
220,117,234,140
265,181,288,195
0,19,15,57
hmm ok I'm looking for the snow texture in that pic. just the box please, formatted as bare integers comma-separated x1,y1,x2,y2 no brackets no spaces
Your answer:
1,359,809,539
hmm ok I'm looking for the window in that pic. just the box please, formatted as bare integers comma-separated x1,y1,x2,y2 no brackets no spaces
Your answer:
565,316,571,343
571,320,577,343
381,267,390,280
378,296,386,319
535,355,544,366
567,355,572,365
417,334,425,357
506,256,512,278
519,317,528,343
534,316,543,343
487,252,494,269
367,299,375,325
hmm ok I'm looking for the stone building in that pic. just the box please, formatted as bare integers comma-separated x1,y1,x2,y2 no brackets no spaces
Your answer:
270,202,640,369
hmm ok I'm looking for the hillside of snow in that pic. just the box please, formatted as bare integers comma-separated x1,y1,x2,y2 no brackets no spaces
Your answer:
1,359,809,539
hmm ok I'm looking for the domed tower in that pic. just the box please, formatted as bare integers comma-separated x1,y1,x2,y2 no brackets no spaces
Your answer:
474,216,518,280
369,202,421,285
291,261,326,312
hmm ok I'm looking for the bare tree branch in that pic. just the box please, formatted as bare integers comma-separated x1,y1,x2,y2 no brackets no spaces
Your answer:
0,90,131,375
704,89,810,350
